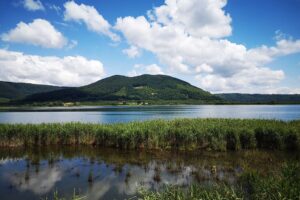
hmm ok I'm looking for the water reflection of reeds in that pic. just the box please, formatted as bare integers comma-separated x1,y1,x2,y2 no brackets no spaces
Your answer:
0,146,299,199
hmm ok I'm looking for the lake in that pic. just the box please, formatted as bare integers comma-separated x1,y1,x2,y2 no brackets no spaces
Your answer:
0,105,299,124
0,146,298,200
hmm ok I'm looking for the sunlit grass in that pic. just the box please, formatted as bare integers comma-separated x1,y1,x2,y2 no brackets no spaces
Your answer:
0,118,299,151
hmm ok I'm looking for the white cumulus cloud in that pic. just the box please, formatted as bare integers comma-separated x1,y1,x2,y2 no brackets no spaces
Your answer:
195,67,285,93
195,63,214,73
145,64,164,74
115,0,300,93
122,46,141,58
23,0,44,11
0,49,105,86
149,0,232,38
64,1,120,41
128,64,164,77
1,19,67,49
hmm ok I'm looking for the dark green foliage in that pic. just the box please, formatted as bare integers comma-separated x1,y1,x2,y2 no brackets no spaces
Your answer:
0,119,299,152
23,88,93,102
238,171,260,197
0,80,64,100
280,163,300,199
238,163,300,200
217,93,300,104
284,129,299,151
255,128,283,149
226,130,241,151
239,129,256,149
0,98,9,103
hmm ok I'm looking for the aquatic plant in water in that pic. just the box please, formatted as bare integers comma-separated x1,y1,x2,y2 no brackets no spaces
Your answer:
0,118,299,151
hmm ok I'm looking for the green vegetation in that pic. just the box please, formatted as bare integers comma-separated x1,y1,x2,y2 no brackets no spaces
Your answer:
0,80,64,100
140,184,241,200
2,75,300,105
217,93,300,104
140,163,300,200
21,74,220,103
82,75,217,101
43,189,86,200
0,118,299,151
0,97,9,103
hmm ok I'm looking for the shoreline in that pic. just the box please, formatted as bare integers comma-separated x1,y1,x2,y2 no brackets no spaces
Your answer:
0,118,299,151
0,104,299,112
1,99,300,109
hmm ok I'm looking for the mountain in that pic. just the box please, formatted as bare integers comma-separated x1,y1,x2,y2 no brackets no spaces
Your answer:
0,81,65,100
4,76,299,105
216,93,300,104
21,75,220,103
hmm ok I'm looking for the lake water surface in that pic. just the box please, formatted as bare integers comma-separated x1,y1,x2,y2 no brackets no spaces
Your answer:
0,105,299,124
0,147,299,200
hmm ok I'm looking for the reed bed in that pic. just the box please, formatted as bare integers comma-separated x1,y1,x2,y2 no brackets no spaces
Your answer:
0,118,299,151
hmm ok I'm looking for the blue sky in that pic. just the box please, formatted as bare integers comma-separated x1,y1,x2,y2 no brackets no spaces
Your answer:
0,0,300,93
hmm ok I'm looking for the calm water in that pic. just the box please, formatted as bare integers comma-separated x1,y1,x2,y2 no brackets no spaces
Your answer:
0,147,299,200
0,105,299,124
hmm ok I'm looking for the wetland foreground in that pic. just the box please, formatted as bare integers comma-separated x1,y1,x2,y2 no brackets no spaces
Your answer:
0,146,299,200
0,118,299,199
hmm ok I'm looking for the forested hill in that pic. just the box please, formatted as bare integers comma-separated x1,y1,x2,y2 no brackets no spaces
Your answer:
2,76,299,105
0,81,64,101
22,74,221,103
216,93,300,104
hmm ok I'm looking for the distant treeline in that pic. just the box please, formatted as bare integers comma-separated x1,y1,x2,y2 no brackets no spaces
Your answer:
216,93,300,104
0,118,299,151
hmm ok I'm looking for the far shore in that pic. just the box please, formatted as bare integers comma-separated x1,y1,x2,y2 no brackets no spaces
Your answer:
0,101,300,112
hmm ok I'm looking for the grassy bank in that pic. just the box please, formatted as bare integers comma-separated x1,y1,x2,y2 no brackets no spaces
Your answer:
140,163,300,200
0,118,299,151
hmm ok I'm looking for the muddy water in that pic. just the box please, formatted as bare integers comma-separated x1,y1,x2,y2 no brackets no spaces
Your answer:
0,147,298,200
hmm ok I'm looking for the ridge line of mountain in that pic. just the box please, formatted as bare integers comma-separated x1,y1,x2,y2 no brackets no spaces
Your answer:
0,74,299,105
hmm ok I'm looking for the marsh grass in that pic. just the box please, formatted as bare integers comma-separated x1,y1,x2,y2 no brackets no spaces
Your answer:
43,189,86,200
0,118,299,151
140,163,300,200
139,184,242,200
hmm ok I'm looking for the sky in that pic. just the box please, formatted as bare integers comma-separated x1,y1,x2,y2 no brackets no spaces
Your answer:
0,0,300,94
